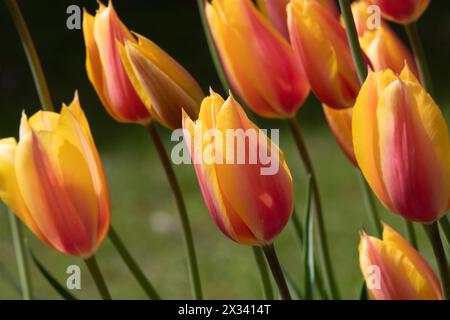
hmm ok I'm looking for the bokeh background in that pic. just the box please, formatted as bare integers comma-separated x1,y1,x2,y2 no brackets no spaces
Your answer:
0,0,449,299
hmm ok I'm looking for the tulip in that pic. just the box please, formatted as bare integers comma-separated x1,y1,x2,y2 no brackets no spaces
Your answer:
83,1,150,124
182,90,294,245
367,0,430,24
353,65,450,223
359,223,442,300
118,33,203,129
288,0,361,109
352,0,417,75
0,94,110,257
205,0,309,119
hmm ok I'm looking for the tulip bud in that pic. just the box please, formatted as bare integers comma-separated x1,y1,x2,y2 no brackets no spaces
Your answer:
367,0,430,24
288,0,360,109
83,1,150,124
353,65,450,223
118,33,203,129
182,90,294,245
206,0,309,119
0,94,110,257
359,223,442,300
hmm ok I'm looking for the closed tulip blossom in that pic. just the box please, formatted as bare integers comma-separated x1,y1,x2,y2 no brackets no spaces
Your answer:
182,91,294,245
353,65,450,223
359,224,442,300
83,1,151,124
288,0,360,109
206,0,309,119
0,94,110,257
367,0,430,24
118,33,203,129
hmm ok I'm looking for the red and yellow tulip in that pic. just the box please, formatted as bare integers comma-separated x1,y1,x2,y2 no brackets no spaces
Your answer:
206,0,309,119
367,0,431,24
182,91,294,245
353,65,450,223
83,1,150,124
288,0,360,109
0,94,110,257
118,33,203,129
359,223,442,300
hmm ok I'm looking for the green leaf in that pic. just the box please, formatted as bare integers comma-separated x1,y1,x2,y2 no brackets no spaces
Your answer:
28,248,78,300
439,216,450,251
303,175,314,299
359,280,368,300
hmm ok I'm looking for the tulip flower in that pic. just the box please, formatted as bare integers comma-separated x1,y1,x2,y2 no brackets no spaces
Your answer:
352,0,417,75
205,0,309,119
182,90,294,245
359,223,442,300
353,65,450,223
118,33,203,129
288,0,361,109
83,1,150,124
367,0,430,24
0,94,110,257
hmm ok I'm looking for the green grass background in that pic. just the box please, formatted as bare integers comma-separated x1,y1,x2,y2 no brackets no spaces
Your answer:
0,0,449,299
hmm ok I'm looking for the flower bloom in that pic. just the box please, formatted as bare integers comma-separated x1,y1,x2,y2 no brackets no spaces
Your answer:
182,90,294,245
118,33,203,129
206,0,309,119
0,94,110,257
359,223,442,300
352,65,450,223
288,0,360,109
367,0,430,24
83,1,150,124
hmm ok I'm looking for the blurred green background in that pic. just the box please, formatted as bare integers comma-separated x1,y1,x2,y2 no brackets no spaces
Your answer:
0,0,449,299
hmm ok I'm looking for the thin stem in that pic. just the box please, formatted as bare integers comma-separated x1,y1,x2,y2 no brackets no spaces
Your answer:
108,226,160,299
439,216,450,249
84,255,112,300
405,220,418,250
8,211,32,300
146,122,203,299
405,23,433,94
358,174,382,237
287,117,339,299
5,0,53,111
262,244,291,300
338,0,368,83
252,246,274,300
423,223,450,299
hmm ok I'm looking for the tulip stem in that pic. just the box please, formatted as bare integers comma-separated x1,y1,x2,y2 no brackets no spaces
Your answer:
338,0,368,83
108,226,160,299
84,255,111,300
405,22,433,94
5,0,53,111
146,121,203,299
288,117,340,299
8,211,32,300
423,222,450,300
262,244,291,300
358,174,382,237
252,246,274,300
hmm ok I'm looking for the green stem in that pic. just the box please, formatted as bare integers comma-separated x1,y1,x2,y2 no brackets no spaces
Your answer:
338,0,368,83
84,255,112,300
262,244,291,300
439,216,450,249
252,246,274,300
423,223,450,299
8,211,32,300
404,23,433,94
288,117,339,299
405,220,418,249
108,226,160,299
196,0,231,93
5,0,53,111
146,122,203,299
358,174,382,237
